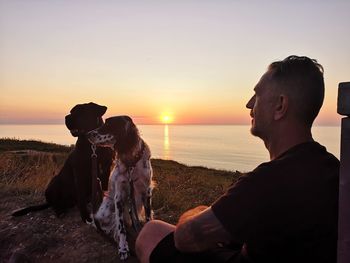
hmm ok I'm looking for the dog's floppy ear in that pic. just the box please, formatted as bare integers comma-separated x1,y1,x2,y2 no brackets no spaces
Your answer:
65,114,73,130
114,116,140,153
124,117,139,147
123,116,132,132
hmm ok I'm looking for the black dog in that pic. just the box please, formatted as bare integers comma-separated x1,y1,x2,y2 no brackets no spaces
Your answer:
12,102,115,223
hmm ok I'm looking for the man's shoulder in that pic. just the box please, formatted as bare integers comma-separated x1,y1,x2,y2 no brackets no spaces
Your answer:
278,141,339,169
243,141,339,182
265,141,337,165
280,141,337,159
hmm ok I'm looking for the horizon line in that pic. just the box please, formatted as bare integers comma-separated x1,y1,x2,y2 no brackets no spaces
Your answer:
0,122,341,127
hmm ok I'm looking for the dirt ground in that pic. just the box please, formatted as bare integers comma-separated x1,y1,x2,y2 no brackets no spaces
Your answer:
0,189,140,263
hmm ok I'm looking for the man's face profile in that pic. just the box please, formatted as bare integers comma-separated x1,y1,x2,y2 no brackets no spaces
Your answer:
246,71,277,140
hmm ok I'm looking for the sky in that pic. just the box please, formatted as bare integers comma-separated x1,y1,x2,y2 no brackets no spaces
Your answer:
0,0,349,125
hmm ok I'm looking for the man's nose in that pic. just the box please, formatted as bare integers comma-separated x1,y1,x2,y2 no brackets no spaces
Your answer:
246,95,256,109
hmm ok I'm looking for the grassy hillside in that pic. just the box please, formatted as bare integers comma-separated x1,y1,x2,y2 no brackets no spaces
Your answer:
0,138,241,262
0,138,241,220
0,138,73,153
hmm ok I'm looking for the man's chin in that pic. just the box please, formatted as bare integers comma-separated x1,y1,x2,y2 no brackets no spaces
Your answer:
250,126,261,138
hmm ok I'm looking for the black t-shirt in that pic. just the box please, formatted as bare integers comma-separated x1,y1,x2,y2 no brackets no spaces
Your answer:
212,141,339,263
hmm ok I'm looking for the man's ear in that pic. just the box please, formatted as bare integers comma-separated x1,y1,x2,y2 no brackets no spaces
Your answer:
274,95,288,120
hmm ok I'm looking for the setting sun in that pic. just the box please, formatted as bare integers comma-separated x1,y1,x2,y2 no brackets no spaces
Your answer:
160,113,173,124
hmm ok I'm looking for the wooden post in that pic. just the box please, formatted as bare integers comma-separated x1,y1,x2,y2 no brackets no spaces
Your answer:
337,82,350,263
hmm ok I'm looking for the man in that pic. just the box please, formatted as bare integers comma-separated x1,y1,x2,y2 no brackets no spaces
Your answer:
135,56,339,263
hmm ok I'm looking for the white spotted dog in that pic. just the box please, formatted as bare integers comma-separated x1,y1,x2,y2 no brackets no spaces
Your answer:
87,116,153,260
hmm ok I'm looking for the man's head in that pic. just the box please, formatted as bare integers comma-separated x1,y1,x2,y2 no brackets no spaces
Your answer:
246,55,324,141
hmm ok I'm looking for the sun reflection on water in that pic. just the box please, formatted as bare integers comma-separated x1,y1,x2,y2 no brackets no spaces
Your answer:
163,124,170,159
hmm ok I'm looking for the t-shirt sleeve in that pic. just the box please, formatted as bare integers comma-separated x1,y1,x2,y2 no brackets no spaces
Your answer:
211,166,272,243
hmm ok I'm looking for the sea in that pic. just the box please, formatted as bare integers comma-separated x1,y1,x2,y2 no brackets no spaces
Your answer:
0,124,341,172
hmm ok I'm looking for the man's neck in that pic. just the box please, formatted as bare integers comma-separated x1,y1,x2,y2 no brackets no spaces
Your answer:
265,126,313,160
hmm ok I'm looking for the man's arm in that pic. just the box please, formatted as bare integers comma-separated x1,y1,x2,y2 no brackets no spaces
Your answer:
174,206,232,253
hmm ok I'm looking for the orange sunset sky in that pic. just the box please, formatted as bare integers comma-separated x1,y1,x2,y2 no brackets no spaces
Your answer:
1,1,349,125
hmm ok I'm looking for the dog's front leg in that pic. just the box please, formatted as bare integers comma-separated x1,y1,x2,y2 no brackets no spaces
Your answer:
143,186,153,222
74,167,91,223
114,180,129,260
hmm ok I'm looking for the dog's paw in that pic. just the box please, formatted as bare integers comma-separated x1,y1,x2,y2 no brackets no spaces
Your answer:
85,218,93,225
118,248,129,261
81,213,93,224
86,214,97,228
118,242,130,260
88,219,97,229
